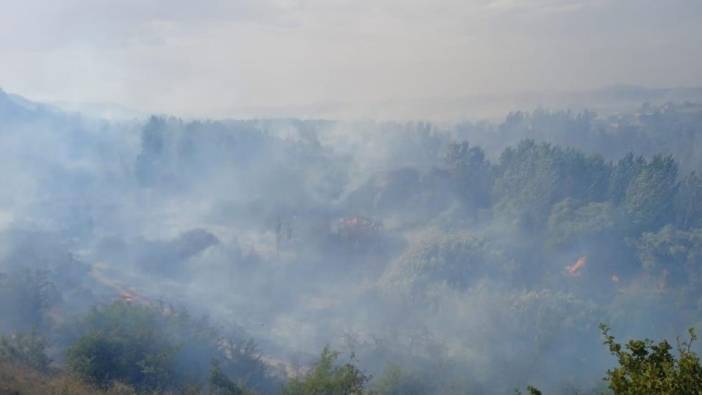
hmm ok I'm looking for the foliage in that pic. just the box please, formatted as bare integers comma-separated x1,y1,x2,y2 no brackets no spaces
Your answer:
634,226,702,286
515,386,543,395
209,359,244,395
66,302,179,390
624,155,678,231
63,301,274,393
608,153,647,204
282,346,370,395
675,171,702,230
600,324,702,394
371,365,427,395
546,199,618,248
6,100,702,394
493,140,610,229
0,268,58,332
385,231,508,291
445,141,494,209
0,356,137,395
0,329,51,372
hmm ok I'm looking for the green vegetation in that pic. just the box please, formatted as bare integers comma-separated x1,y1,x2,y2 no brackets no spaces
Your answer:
0,357,138,395
209,360,245,395
58,301,274,393
601,325,702,394
371,365,427,395
0,330,51,372
0,268,57,332
282,347,369,395
66,303,180,390
2,102,702,393
1,306,702,394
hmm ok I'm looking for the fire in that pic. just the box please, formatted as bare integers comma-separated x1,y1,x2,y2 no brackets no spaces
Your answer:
566,256,587,277
119,290,142,304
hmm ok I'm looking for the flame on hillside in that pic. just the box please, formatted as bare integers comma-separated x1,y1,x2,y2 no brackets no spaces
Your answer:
566,256,587,277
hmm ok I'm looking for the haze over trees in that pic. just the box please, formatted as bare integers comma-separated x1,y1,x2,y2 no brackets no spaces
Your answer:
0,88,702,393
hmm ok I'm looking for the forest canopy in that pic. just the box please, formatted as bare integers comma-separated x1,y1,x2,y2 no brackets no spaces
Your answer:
0,91,701,393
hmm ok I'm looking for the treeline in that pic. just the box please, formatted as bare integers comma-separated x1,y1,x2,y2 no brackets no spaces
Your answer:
1,303,701,394
1,98,702,393
0,300,277,394
368,137,702,300
452,102,702,172
445,139,699,232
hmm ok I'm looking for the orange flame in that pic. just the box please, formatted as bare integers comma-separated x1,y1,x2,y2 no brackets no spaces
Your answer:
119,290,142,304
566,256,587,277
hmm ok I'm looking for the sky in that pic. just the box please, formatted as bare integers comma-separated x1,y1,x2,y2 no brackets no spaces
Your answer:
0,0,701,118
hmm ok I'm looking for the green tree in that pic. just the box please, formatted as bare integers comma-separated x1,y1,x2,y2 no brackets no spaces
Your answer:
445,141,494,210
675,171,702,230
66,302,179,390
0,268,57,332
634,225,702,287
493,140,609,229
515,386,543,395
283,346,369,395
371,365,427,395
0,329,51,372
546,198,618,249
608,153,646,204
65,301,275,392
383,231,508,292
209,359,244,395
624,155,678,231
600,324,702,394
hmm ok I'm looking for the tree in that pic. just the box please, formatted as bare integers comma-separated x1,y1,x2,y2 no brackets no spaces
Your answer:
66,302,179,390
600,324,702,394
135,116,168,186
493,140,610,230
371,365,427,395
515,386,543,395
675,171,702,230
546,199,618,249
633,225,702,289
608,153,646,204
0,268,57,332
209,359,244,395
624,155,678,231
0,329,51,372
445,142,494,210
383,231,507,292
66,301,275,392
283,346,369,395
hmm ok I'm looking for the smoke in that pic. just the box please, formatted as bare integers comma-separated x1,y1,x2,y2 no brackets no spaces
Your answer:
0,88,701,393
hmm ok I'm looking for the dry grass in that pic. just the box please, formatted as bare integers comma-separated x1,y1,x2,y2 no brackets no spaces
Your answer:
0,358,136,395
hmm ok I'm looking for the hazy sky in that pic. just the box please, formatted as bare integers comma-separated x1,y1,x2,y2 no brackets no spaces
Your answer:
0,0,700,118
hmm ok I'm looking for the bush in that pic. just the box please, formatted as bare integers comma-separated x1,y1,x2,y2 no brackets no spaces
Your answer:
209,359,244,395
0,329,51,372
283,346,369,395
0,269,58,332
0,355,137,395
64,301,276,392
371,365,427,395
65,302,179,390
600,324,702,394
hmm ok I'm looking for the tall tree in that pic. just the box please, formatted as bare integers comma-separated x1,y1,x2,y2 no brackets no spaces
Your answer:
624,155,678,231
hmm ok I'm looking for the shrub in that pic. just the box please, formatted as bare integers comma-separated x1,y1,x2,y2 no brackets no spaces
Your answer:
283,346,369,395
0,329,51,372
65,302,178,390
209,359,244,395
600,324,702,394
